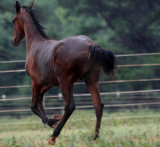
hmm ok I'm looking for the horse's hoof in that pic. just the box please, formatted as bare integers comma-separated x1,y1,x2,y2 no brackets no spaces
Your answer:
48,136,56,145
52,114,62,122
93,133,99,140
52,122,58,128
47,114,62,128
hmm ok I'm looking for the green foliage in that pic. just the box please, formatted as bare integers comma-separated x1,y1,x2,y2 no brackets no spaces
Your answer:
0,0,160,101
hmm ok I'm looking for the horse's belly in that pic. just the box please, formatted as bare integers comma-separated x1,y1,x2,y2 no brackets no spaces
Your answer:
44,70,59,86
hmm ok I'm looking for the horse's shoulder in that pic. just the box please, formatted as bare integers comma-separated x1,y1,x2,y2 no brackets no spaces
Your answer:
25,55,35,76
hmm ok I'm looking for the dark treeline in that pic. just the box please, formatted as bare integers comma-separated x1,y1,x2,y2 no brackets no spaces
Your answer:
0,0,160,100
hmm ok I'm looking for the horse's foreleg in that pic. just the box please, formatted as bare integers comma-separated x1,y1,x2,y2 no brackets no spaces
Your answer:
38,98,46,115
31,83,60,127
38,99,62,126
31,93,60,127
31,93,49,124
38,98,47,124
86,82,104,140
48,81,75,145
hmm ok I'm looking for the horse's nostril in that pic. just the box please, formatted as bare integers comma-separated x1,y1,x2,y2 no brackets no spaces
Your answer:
11,39,14,45
11,38,19,47
11,36,15,44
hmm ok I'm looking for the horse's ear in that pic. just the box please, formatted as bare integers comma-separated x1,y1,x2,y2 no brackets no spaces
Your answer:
15,1,20,14
29,0,34,9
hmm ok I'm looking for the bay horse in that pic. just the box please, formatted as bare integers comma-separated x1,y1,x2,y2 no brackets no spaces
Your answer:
11,1,116,145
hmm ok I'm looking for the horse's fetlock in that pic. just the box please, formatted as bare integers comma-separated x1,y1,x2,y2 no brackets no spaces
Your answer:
101,102,104,108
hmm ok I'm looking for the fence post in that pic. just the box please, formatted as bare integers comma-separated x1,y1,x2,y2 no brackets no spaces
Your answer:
43,96,46,128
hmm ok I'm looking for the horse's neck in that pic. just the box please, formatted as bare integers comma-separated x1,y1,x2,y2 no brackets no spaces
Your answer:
24,21,45,55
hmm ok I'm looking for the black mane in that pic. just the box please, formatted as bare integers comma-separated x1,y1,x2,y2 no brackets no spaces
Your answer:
22,6,49,39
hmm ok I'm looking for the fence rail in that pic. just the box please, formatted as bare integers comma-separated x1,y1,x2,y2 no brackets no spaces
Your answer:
1,89,160,102
0,78,160,89
0,52,160,117
0,114,160,126
0,63,160,74
0,52,160,64
1,101,160,113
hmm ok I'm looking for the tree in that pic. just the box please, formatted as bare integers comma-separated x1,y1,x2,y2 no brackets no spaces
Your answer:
58,0,160,53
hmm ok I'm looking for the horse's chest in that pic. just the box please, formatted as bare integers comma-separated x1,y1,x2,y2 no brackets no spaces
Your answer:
25,56,58,86
25,57,43,80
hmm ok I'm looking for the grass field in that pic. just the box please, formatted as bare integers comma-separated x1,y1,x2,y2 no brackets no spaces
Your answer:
0,110,160,147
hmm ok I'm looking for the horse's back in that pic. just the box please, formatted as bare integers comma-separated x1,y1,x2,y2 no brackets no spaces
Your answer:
57,35,94,61
62,35,96,51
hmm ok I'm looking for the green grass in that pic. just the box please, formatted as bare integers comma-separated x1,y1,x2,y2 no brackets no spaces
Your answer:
0,110,160,147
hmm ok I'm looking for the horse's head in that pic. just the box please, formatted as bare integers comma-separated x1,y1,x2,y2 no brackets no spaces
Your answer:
11,1,34,46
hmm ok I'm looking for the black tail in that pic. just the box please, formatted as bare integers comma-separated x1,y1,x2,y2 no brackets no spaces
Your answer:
89,45,116,76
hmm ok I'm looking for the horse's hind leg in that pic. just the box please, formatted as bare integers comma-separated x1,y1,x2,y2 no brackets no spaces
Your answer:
48,78,75,145
85,67,104,140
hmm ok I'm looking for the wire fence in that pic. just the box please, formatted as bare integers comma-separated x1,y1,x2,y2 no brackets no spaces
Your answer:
0,63,160,74
0,52,160,64
0,52,160,118
0,114,160,126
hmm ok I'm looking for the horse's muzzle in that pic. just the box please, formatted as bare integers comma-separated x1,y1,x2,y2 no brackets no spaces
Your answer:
11,37,20,47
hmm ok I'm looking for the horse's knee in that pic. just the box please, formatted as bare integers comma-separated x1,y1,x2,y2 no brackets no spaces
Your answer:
95,101,104,110
101,102,104,109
